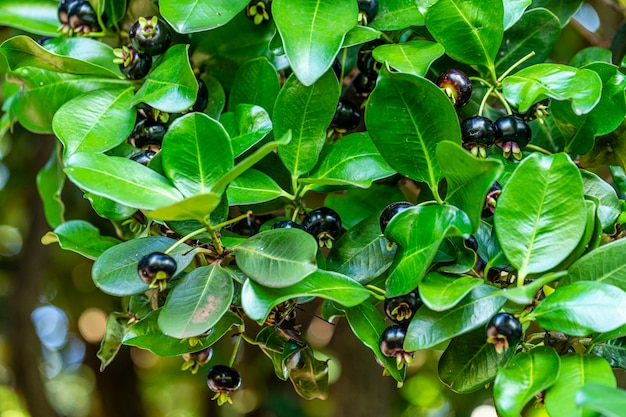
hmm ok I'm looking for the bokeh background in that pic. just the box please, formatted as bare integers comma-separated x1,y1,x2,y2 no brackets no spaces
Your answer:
1,1,625,416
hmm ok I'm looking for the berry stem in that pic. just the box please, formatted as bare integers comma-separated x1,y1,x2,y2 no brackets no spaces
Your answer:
212,211,253,230
365,284,386,300
164,226,209,254
496,51,536,84
491,89,513,115
525,144,553,155
478,85,495,117
228,333,243,368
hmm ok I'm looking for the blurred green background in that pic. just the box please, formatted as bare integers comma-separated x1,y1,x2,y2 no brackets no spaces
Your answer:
0,1,625,416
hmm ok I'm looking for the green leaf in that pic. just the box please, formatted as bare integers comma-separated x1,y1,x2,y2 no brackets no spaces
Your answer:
305,132,395,191
326,215,396,284
241,269,371,322
91,237,195,296
530,0,583,27
570,47,613,67
494,153,587,278
234,228,318,288
495,8,560,75
200,74,225,119
564,238,626,291
499,272,563,305
41,220,120,260
343,302,405,383
494,347,561,417
371,40,444,77
439,327,516,393
419,272,483,312
365,71,461,194
531,281,626,336
591,338,626,370
437,141,503,231
53,87,136,159
503,0,532,30
36,146,65,228
0,35,122,78
385,204,472,297
0,0,59,36
275,71,339,177
123,310,242,356
405,284,507,350
425,0,503,75
228,57,280,117
65,152,184,211
85,193,136,222
227,169,290,206
576,383,626,417
273,0,357,86
131,44,197,113
146,193,223,222
342,26,381,47
97,312,127,371
104,0,126,26
40,37,122,76
545,354,616,417
158,265,234,338
223,104,272,157
287,346,329,400
553,63,626,154
161,113,233,197
502,64,603,114
581,169,621,231
370,0,426,30
160,0,248,33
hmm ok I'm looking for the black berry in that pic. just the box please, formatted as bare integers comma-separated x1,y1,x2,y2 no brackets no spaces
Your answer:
494,115,531,160
192,79,209,113
182,347,213,374
302,207,342,248
482,181,502,218
437,69,472,108
271,219,306,231
330,99,361,132
129,16,171,57
379,201,412,234
207,365,242,406
379,324,414,368
129,119,168,149
129,149,156,166
357,40,385,76
384,288,421,324
114,46,152,80
486,312,522,354
137,252,177,291
358,0,379,26
352,71,377,96
67,0,100,34
460,116,496,158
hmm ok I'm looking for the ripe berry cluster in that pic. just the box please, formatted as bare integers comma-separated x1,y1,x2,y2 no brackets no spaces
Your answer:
272,207,343,248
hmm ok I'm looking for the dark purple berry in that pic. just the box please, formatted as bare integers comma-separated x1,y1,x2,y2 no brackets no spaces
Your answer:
137,252,177,291
130,119,168,149
461,116,496,158
494,115,531,160
352,71,377,96
129,16,171,57
207,365,242,406
384,288,421,324
330,99,361,132
114,46,152,80
379,201,412,234
379,324,414,368
486,312,522,354
182,347,213,374
357,40,385,76
437,69,472,108
302,207,342,247
192,79,209,113
67,0,100,33
271,220,306,231
358,0,379,26
129,149,156,166
482,181,502,218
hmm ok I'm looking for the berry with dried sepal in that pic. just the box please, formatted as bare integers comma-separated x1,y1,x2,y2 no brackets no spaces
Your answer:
129,16,171,57
494,114,531,160
207,365,242,406
246,0,272,25
358,0,378,26
137,252,177,291
384,288,421,324
437,69,472,108
486,312,522,354
461,115,496,159
379,324,414,369
114,45,152,80
182,347,213,374
67,0,101,34
302,207,342,248
482,181,502,218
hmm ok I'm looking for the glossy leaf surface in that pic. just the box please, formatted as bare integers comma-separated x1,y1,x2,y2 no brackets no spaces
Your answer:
494,153,586,278
0,0,59,35
228,169,290,206
234,228,318,288
576,383,626,417
405,285,506,350
160,0,248,33
419,272,482,312
273,0,356,86
372,40,444,77
228,57,280,116
564,238,626,291
366,71,461,193
159,265,234,338
385,204,472,297
42,220,120,261
493,347,560,417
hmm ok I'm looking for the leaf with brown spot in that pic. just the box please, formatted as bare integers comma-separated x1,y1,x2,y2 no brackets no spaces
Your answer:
158,265,234,339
